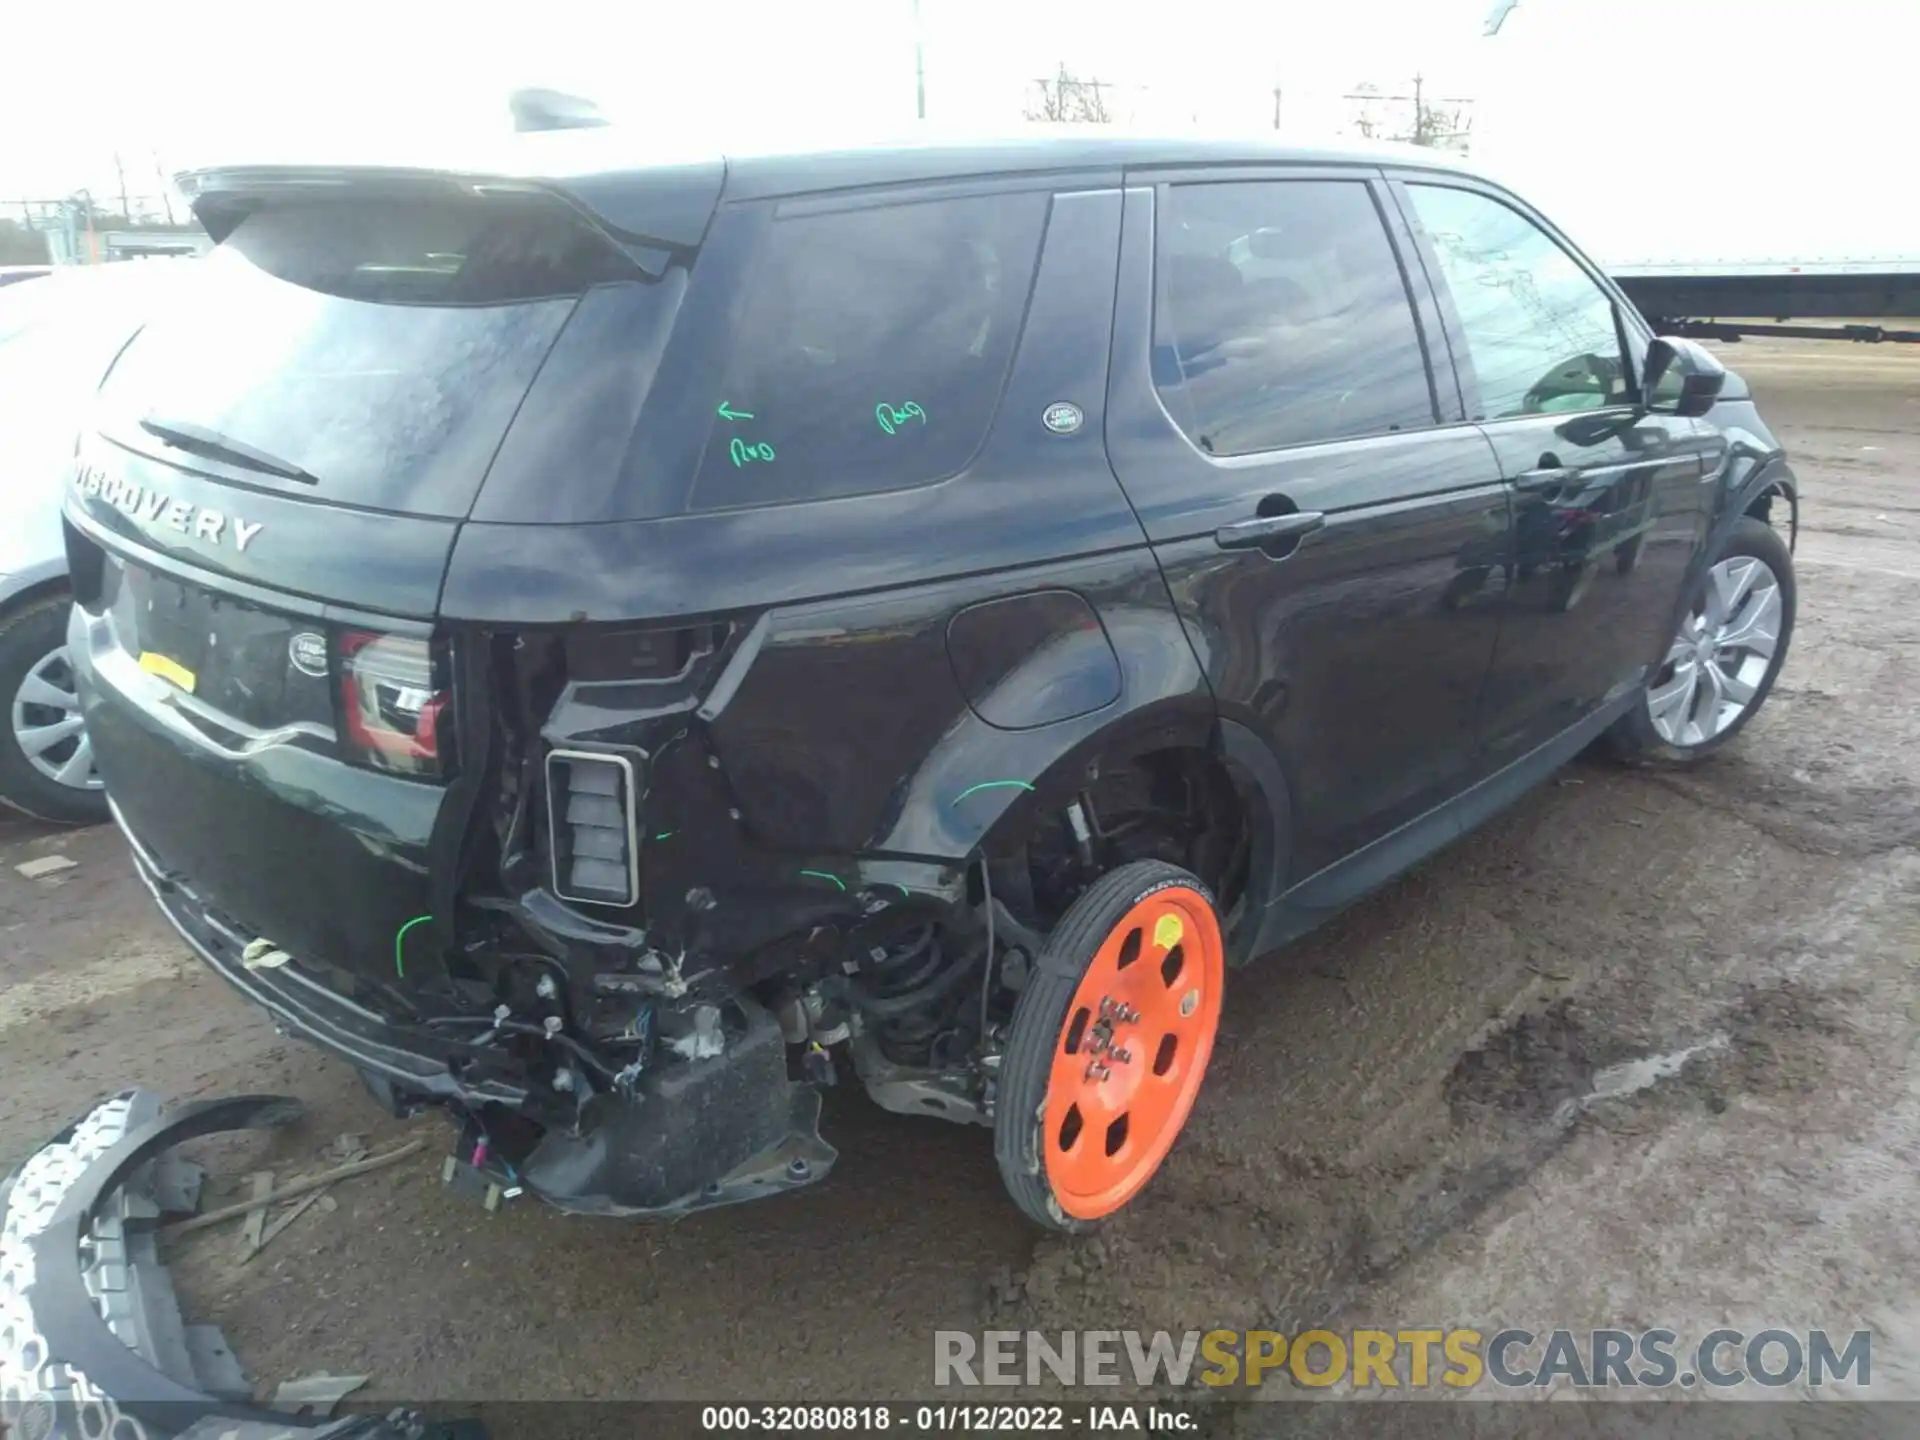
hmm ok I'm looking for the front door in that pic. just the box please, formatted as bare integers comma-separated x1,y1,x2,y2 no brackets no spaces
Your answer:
1105,172,1511,886
1393,179,1718,764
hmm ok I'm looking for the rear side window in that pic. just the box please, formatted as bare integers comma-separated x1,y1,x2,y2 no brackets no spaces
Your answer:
688,191,1047,512
1153,179,1437,457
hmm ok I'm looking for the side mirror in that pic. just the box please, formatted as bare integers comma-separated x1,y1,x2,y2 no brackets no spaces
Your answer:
1643,335,1726,418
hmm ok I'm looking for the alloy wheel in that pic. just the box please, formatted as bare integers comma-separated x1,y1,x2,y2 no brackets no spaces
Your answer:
10,644,100,791
1646,555,1783,748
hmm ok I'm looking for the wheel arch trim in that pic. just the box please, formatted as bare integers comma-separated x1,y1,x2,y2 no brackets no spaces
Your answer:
1729,458,1799,554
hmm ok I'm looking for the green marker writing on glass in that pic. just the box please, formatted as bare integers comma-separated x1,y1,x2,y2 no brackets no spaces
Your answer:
716,401,755,422
730,437,776,467
876,402,927,435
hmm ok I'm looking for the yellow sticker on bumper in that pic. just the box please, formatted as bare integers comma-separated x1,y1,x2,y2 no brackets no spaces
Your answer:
138,651,196,693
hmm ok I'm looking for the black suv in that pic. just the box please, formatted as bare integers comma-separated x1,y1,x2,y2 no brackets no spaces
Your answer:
64,134,1798,1231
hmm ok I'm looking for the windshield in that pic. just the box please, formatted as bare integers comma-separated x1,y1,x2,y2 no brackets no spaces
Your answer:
95,197,639,518
0,267,186,488
0,279,55,349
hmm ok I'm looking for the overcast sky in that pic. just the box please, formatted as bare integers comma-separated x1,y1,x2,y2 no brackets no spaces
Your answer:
1,0,1502,194
4,0,1913,264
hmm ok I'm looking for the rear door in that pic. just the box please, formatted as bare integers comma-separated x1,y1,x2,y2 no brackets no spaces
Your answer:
1106,169,1511,885
1390,176,1718,764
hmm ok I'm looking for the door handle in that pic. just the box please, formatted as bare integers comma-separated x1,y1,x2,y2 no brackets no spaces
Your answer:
1514,466,1578,493
1214,511,1326,552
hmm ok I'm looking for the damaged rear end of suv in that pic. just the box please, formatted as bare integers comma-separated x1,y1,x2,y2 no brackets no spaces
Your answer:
64,137,1261,1229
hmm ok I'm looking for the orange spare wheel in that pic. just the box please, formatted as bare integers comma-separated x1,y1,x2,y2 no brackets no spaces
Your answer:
993,860,1225,1231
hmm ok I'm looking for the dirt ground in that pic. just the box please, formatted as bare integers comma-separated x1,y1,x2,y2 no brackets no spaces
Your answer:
2,338,1916,1409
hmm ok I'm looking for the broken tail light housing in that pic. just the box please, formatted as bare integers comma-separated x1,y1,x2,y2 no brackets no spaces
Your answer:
338,629,451,778
546,749,639,907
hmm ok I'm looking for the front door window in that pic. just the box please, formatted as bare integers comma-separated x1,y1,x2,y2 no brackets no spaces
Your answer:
1404,184,1630,420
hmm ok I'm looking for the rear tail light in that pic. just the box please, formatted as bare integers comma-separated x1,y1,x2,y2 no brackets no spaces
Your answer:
338,630,450,778
546,749,639,907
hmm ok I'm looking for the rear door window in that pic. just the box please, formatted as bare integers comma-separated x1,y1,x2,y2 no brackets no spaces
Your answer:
94,197,641,518
1153,179,1438,457
688,191,1047,512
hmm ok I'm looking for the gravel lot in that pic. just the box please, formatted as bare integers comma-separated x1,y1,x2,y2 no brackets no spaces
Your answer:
2,337,1915,1409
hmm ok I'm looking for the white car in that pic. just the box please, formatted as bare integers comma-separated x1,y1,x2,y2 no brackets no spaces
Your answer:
0,260,192,822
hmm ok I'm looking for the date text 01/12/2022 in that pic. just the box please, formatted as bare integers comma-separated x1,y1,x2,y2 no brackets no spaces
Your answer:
699,1404,1197,1432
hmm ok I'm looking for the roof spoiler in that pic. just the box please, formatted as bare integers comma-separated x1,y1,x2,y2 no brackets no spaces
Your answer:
176,155,724,266
508,88,611,133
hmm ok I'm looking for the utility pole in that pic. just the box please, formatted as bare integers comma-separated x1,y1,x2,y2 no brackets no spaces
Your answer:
113,153,130,223
153,153,175,224
1409,75,1447,147
1272,86,1282,131
912,0,926,120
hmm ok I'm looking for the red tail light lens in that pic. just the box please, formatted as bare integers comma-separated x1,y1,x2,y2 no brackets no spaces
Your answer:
337,630,449,777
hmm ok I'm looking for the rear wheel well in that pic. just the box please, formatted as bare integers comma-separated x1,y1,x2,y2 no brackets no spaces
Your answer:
839,741,1256,1095
988,742,1254,945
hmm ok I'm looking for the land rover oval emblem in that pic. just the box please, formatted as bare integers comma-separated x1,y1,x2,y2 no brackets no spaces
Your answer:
1043,402,1083,435
289,632,329,677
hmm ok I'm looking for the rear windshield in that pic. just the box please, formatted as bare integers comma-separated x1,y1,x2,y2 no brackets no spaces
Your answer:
95,197,639,518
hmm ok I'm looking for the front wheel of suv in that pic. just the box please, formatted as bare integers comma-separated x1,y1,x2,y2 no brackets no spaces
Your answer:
1603,515,1796,768
0,592,108,825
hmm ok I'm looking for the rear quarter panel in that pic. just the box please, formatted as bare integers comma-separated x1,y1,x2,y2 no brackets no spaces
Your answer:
500,184,1221,951
700,553,1209,864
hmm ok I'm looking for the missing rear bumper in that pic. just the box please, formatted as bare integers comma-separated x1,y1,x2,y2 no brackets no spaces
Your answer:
118,809,531,1114
120,810,836,1218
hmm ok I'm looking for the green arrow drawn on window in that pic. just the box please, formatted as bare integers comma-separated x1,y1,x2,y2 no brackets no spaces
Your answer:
716,401,755,422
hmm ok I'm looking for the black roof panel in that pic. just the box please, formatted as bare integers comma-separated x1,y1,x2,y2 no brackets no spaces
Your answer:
178,125,1489,251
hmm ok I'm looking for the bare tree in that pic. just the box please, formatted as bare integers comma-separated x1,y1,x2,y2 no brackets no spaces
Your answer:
1026,64,1113,124
0,216,51,266
1344,75,1473,153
